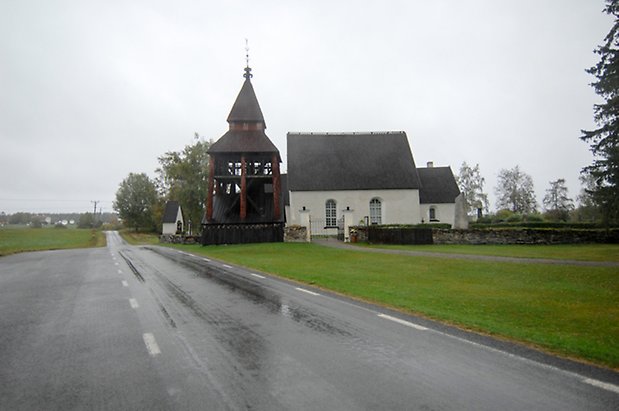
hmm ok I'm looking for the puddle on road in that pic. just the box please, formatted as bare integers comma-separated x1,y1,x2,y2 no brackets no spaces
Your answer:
148,247,354,339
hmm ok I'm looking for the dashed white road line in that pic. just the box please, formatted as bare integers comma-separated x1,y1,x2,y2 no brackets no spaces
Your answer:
114,262,119,266
251,273,266,279
129,298,139,309
378,313,428,331
117,269,123,274
583,378,619,394
222,264,233,269
296,287,320,296
143,333,161,356
202,257,211,262
121,280,128,287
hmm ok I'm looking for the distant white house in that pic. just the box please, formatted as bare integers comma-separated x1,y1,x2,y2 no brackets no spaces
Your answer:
285,132,462,235
162,201,184,235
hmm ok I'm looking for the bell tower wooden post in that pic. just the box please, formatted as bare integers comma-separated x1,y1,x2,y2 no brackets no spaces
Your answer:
240,156,247,220
206,155,215,222
272,154,281,220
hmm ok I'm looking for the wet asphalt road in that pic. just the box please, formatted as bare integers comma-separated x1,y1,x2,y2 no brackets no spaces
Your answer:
0,231,618,410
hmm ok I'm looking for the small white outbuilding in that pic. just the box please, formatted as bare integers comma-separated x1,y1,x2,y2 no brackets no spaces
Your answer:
162,201,184,235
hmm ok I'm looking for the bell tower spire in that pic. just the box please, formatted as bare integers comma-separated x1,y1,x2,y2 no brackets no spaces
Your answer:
244,39,252,80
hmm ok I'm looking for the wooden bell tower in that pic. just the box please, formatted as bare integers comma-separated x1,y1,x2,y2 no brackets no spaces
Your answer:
202,65,283,244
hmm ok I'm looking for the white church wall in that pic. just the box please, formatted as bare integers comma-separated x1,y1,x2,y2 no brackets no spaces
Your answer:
419,203,456,227
288,189,421,227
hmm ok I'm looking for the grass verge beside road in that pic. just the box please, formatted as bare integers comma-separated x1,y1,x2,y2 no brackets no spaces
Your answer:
167,242,619,369
119,230,161,246
0,227,106,256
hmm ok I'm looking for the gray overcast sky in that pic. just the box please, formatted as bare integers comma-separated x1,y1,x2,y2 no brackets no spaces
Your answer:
0,0,612,214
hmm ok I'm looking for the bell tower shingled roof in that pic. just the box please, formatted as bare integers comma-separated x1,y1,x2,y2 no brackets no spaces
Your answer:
226,66,266,127
208,65,280,156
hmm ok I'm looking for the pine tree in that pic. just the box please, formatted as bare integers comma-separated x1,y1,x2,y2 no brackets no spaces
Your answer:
581,0,619,224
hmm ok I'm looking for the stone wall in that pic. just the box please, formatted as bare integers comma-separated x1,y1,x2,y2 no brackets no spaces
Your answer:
350,227,368,242
432,228,619,245
159,234,200,244
284,225,309,242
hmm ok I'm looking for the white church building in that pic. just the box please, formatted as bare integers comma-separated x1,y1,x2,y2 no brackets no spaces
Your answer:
284,131,461,235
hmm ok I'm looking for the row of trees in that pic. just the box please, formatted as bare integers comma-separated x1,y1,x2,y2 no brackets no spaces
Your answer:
0,212,118,228
455,162,583,223
113,134,211,231
457,1,619,225
115,1,619,230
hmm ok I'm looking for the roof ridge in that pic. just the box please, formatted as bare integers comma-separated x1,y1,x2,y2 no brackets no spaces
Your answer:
287,131,406,136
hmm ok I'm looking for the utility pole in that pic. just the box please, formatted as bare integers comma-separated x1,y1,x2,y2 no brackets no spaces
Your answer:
91,201,99,228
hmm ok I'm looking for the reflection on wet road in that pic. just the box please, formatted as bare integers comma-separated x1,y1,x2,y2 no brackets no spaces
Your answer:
105,232,618,410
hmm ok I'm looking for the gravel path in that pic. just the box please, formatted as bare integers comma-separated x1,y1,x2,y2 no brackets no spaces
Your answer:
314,239,619,267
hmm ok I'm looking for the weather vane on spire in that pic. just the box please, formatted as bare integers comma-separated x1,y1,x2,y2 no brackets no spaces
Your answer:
243,38,253,79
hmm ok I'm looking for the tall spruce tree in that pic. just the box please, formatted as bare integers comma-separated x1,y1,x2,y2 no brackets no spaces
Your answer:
581,0,619,224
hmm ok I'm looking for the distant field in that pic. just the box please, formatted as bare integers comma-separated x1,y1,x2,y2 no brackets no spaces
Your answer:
164,241,619,369
0,227,105,256
360,243,619,262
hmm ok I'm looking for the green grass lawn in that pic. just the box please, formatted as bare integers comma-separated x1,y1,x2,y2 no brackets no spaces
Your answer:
167,242,619,369
359,243,619,262
0,226,106,256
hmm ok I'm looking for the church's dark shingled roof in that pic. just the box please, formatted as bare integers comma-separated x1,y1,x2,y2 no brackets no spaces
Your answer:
287,132,421,191
208,130,279,154
226,78,265,125
418,167,460,203
162,201,180,223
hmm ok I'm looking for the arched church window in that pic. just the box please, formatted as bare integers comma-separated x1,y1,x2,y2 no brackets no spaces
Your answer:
429,207,437,221
325,199,337,227
369,198,382,225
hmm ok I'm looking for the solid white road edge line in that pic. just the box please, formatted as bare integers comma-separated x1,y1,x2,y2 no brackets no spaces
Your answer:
143,333,161,356
251,273,266,279
129,298,139,309
202,258,211,262
122,280,128,287
296,287,320,296
583,378,619,394
378,314,428,331
222,264,233,269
